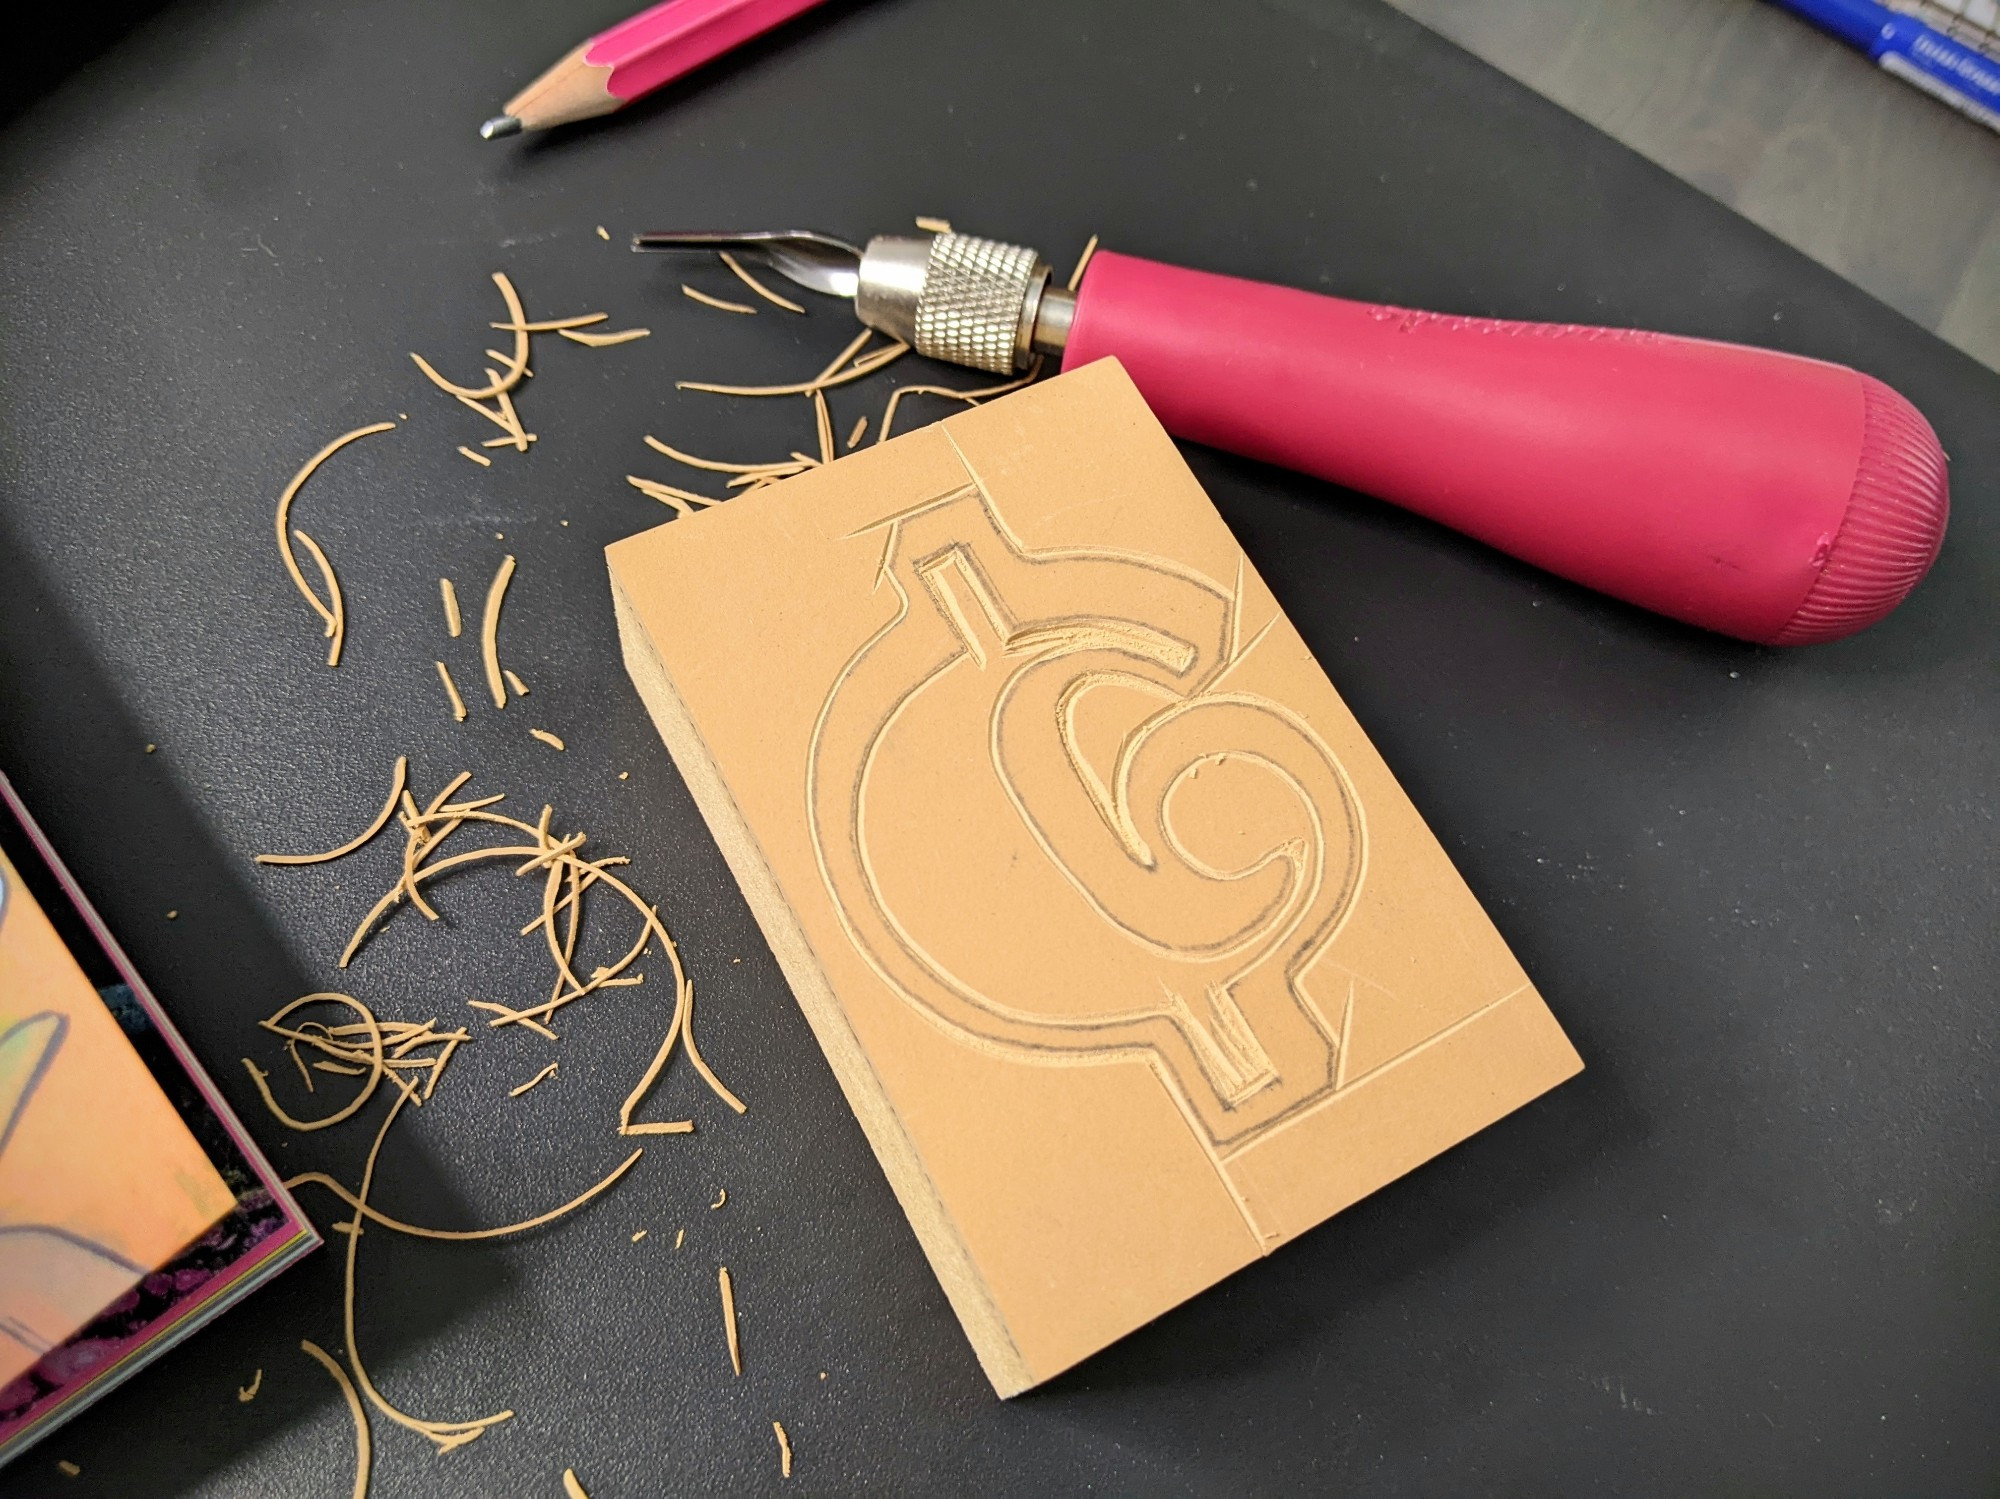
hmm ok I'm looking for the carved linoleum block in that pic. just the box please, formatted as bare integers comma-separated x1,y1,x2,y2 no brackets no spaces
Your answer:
608,357,1581,1396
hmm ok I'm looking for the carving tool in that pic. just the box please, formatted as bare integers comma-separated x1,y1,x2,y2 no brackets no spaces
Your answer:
635,228,1950,646
479,0,832,140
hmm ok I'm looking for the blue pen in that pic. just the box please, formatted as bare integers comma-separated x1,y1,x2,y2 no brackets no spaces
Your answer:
1773,0,2000,132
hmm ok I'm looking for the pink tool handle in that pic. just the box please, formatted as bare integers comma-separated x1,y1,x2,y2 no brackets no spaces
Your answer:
1062,252,1949,645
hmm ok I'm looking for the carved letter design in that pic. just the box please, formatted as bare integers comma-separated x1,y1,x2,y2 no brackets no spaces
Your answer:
809,479,1365,1149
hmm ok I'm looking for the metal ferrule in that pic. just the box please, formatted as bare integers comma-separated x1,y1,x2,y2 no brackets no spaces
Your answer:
855,233,1073,374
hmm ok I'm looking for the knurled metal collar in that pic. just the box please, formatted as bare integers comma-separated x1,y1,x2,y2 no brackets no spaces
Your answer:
913,234,1048,374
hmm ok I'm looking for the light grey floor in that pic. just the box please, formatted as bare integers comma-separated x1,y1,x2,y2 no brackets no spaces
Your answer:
1384,0,2000,373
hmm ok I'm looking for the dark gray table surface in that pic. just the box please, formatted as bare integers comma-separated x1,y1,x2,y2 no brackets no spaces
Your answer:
1,0,1994,1494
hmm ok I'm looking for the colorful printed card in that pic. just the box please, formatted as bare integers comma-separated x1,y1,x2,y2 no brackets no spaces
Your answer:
0,774,317,1465
0,846,234,1386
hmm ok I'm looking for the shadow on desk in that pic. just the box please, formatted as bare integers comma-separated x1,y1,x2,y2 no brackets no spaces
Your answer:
0,511,517,1495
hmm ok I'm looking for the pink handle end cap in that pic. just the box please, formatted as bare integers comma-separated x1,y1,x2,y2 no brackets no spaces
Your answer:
1768,375,1950,646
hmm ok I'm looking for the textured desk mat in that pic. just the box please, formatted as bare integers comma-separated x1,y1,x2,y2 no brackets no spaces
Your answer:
0,0,1993,1493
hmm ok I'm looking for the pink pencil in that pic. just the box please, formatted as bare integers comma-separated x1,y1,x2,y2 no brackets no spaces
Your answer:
480,0,833,139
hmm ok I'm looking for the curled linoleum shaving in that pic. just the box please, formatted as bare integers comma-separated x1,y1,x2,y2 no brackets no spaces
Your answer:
274,423,393,664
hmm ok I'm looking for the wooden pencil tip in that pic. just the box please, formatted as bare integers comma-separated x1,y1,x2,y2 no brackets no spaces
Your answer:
479,114,523,141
